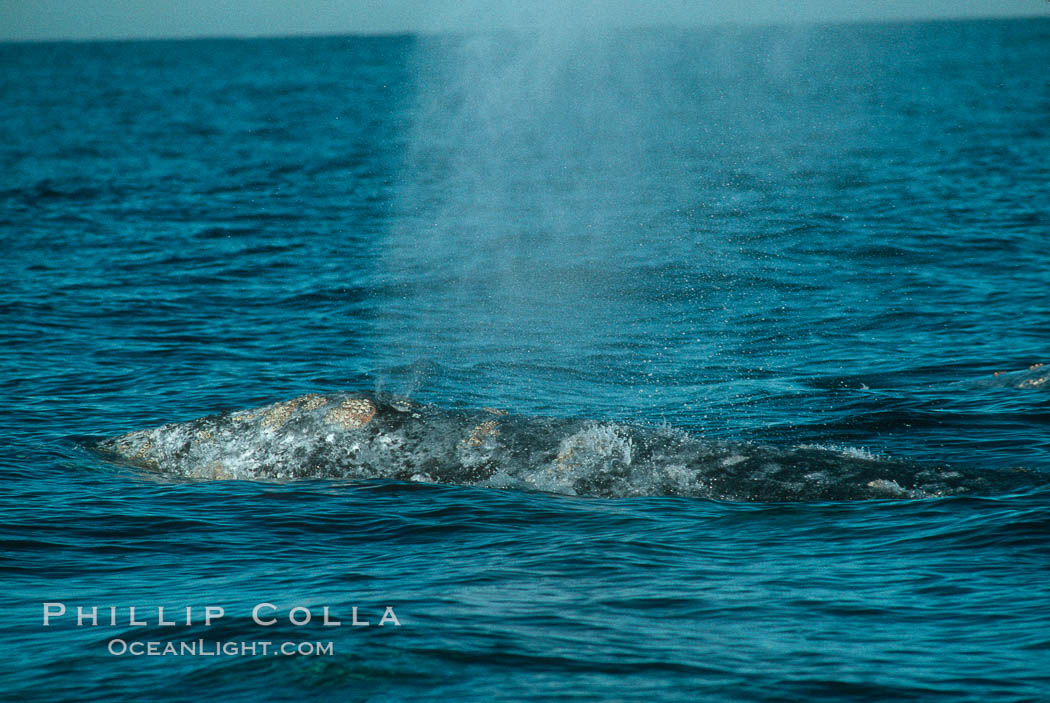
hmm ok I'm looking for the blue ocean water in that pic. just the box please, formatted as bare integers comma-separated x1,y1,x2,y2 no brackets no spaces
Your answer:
2,17,1049,701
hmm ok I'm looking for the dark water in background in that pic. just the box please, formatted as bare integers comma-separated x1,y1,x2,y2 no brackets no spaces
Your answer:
2,17,1050,701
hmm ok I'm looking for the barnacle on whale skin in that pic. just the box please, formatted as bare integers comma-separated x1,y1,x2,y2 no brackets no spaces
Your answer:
326,398,377,429
462,420,500,447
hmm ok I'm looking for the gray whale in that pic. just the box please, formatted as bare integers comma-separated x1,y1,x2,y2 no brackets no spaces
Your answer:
91,391,1037,501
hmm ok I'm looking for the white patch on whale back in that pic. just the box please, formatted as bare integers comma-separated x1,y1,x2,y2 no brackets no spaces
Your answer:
517,423,636,495
865,479,908,497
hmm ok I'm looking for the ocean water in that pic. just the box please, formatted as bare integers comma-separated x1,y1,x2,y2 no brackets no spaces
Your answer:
3,17,1050,701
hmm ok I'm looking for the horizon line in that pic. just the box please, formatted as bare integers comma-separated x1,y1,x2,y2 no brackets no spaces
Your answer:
1,11,1045,46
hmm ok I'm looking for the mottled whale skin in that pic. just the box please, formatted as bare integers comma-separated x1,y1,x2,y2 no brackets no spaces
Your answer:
92,391,1036,501
967,363,1049,390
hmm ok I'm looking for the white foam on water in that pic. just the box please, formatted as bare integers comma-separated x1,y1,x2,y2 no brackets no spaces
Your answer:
796,443,883,462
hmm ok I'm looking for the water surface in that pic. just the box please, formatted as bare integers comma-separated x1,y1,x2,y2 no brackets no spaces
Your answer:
2,18,1049,701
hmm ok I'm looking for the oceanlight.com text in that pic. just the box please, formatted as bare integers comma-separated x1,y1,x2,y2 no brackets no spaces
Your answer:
107,639,335,657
